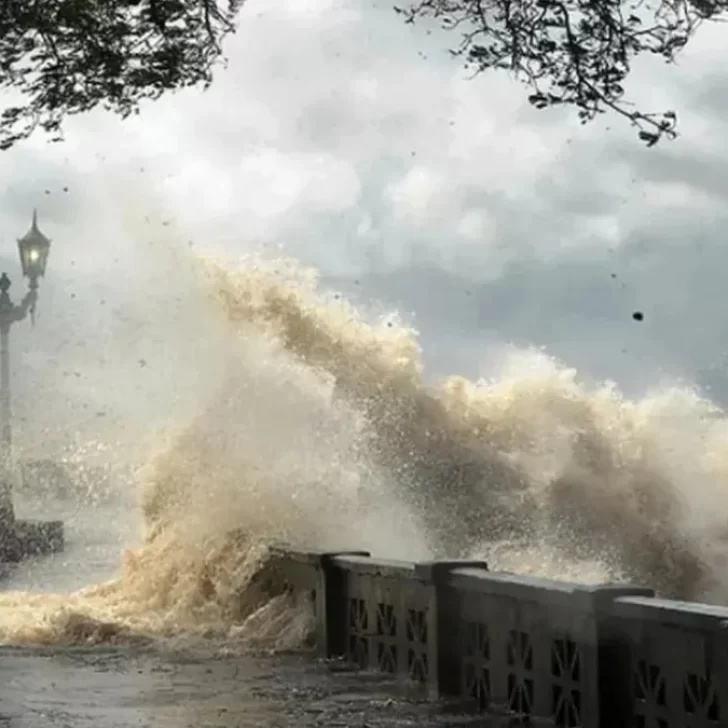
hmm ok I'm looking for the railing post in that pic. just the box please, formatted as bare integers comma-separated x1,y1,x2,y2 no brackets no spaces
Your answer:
415,560,489,701
318,551,371,658
588,585,655,727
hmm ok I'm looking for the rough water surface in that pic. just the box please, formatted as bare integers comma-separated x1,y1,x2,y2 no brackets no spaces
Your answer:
3,252,728,656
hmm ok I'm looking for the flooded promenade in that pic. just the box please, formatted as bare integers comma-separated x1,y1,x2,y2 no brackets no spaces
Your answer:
0,498,469,728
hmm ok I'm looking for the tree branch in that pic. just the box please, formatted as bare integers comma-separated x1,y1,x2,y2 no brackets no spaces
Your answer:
0,0,245,150
396,0,726,144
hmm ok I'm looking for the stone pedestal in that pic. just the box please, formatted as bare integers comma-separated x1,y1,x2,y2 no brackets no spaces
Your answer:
0,518,64,562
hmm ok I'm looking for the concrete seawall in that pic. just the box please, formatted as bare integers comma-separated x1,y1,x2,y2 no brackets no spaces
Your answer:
270,546,728,726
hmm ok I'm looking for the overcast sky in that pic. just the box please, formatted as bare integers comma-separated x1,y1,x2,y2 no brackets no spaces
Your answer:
0,0,727,461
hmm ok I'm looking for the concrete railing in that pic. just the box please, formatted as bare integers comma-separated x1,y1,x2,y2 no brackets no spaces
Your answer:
269,547,728,727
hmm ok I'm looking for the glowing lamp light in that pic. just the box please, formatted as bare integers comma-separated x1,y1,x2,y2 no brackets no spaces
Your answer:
17,209,51,284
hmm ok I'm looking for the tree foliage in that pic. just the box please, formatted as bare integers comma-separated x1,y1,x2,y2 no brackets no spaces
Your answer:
0,0,243,150
397,0,727,145
0,0,725,150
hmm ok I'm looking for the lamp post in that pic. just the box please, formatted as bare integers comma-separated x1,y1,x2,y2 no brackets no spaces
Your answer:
0,210,50,538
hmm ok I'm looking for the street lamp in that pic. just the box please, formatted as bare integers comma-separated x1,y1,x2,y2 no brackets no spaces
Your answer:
18,208,51,289
0,209,51,534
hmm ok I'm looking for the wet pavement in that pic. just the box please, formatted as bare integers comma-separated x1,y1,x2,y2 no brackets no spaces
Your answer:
0,644,481,728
